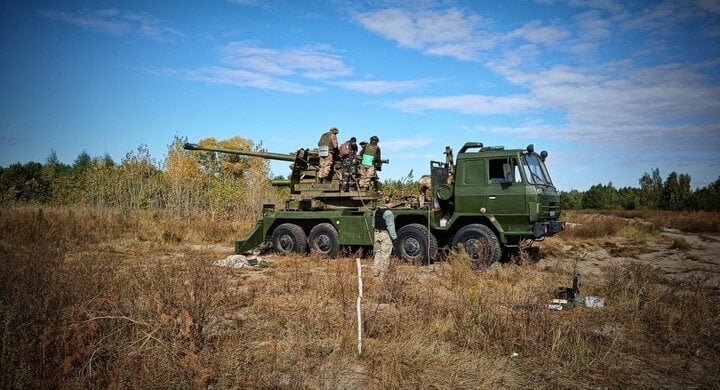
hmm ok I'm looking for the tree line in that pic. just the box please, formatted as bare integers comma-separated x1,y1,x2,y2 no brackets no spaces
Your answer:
1,138,718,213
0,136,284,219
559,168,720,211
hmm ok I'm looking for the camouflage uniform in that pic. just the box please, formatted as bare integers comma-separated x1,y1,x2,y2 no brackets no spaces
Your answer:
318,127,339,181
338,137,358,191
372,199,397,278
359,136,381,190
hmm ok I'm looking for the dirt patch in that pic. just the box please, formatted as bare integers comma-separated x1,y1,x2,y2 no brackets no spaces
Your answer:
539,226,720,300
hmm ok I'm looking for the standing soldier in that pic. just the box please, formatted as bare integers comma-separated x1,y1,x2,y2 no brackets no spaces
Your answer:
358,135,381,190
317,127,339,182
338,137,358,191
373,196,397,278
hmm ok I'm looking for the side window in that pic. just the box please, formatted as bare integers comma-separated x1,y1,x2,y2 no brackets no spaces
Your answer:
489,158,520,184
488,159,505,183
462,160,485,185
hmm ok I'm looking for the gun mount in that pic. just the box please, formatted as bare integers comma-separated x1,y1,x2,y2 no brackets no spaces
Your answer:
183,142,387,211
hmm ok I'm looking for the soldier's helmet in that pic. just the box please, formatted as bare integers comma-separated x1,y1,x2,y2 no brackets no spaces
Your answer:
370,135,379,143
330,127,339,134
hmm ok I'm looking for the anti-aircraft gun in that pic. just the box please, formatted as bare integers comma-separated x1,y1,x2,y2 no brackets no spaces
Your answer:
184,140,563,265
183,142,387,211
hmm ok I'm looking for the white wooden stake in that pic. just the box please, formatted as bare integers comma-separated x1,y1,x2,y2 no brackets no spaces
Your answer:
356,257,363,355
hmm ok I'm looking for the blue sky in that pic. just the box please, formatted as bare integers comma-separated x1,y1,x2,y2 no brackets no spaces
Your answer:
1,0,719,191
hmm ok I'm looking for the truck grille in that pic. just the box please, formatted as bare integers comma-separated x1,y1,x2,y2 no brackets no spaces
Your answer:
541,201,560,219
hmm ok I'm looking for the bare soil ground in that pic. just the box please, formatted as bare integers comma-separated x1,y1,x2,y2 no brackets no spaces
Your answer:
543,228,720,296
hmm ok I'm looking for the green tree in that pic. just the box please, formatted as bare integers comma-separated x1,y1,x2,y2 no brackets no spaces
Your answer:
192,136,258,179
638,168,662,208
99,153,115,167
678,173,691,209
582,182,620,209
41,150,73,205
0,161,50,203
661,172,691,211
618,186,641,210
73,151,93,174
559,189,583,210
689,177,720,211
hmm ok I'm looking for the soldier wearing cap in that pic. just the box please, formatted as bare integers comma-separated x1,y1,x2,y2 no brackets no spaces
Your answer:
358,135,381,190
373,196,397,278
317,127,339,182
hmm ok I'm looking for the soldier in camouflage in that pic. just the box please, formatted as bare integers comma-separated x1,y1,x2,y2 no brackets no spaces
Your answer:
372,196,397,278
338,137,358,191
358,135,381,190
317,127,339,182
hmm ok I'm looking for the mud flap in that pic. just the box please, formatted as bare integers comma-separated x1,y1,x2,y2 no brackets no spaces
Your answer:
235,220,265,254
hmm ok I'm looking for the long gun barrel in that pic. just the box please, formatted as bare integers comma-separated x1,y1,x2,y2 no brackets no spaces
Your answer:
183,142,295,162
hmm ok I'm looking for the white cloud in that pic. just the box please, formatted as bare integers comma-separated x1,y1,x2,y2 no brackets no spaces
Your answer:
477,57,720,154
507,21,569,46
390,94,543,114
183,66,319,94
221,42,352,80
568,0,625,14
351,2,720,167
527,64,720,126
353,7,494,60
329,79,432,94
574,10,611,40
355,7,574,61
620,1,701,34
381,135,433,151
40,8,184,42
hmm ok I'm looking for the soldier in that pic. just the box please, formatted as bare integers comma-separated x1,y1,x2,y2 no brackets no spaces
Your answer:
338,137,358,191
358,135,381,190
373,196,397,278
317,127,339,182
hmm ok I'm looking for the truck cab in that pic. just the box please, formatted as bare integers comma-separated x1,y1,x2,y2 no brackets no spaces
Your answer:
394,143,564,265
453,143,562,244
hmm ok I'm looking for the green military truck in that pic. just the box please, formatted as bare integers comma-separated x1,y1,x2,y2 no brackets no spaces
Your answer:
184,141,564,266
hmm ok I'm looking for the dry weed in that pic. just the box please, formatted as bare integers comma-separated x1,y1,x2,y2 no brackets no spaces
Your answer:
561,211,659,240
595,209,720,233
2,207,719,388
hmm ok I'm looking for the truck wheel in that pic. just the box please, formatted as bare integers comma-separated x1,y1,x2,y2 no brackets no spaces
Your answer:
309,223,340,258
452,224,502,267
271,223,308,254
396,223,438,265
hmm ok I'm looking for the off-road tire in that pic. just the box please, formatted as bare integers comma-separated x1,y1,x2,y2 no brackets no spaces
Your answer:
271,223,308,254
396,223,438,265
452,224,502,268
308,223,340,258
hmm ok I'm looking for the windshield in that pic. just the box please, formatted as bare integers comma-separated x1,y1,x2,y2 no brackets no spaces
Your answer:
522,154,553,186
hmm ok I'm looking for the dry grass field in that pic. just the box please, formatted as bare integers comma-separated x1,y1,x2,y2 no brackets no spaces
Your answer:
1,207,719,388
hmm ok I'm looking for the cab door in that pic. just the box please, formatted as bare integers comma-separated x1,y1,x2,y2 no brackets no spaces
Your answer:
454,159,487,214
486,157,527,229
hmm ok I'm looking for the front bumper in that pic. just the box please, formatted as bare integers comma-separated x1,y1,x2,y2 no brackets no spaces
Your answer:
533,220,565,238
